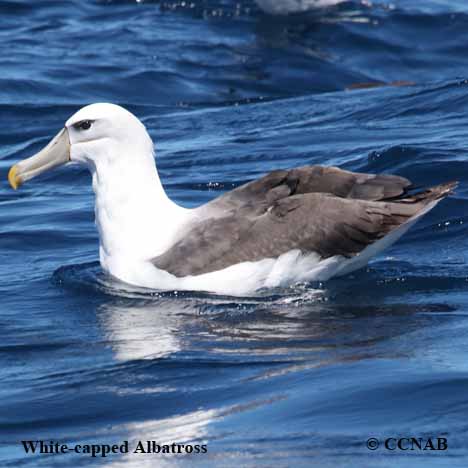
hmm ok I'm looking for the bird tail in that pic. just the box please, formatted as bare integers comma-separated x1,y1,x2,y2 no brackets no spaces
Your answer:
334,180,457,278
399,181,458,205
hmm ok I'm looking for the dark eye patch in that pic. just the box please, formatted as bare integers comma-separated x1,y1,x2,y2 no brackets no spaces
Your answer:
73,120,93,131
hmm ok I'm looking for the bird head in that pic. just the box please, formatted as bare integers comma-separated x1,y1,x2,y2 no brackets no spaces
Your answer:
8,103,153,189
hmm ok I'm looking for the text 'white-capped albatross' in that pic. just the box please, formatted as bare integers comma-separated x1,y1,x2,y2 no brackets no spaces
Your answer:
8,103,456,296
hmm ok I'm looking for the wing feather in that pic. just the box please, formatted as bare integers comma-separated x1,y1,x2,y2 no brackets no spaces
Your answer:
152,181,455,277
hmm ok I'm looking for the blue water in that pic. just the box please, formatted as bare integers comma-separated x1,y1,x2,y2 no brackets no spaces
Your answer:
2,0,468,466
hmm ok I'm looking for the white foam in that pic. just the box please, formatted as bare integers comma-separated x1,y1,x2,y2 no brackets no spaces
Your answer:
255,0,346,15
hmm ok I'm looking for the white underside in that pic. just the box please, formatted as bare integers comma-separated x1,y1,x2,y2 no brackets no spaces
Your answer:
104,201,437,296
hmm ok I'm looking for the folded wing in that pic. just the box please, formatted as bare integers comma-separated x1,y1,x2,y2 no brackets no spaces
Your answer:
152,165,454,277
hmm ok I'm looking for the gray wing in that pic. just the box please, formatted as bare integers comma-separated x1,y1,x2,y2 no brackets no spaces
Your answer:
202,165,412,216
153,182,455,277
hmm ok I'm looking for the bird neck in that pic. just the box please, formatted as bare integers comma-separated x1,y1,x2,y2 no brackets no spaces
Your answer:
90,152,190,268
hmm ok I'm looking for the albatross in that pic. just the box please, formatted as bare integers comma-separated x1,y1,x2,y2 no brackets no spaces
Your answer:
8,103,456,295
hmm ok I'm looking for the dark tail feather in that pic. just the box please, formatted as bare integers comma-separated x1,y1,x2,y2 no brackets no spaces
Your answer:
400,181,458,205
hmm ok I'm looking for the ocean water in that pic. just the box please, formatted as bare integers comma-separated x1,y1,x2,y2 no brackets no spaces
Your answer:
1,0,468,466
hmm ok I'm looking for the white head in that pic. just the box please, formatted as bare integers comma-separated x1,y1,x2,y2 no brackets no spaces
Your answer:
8,103,155,189
66,103,154,171
8,103,189,271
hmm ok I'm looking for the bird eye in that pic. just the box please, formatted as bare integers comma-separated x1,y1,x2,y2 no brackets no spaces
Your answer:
74,120,93,131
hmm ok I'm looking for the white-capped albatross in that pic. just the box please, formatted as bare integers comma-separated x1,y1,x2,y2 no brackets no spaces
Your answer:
8,103,456,296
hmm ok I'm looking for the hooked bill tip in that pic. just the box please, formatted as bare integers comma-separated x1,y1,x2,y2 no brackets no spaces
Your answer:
8,165,22,190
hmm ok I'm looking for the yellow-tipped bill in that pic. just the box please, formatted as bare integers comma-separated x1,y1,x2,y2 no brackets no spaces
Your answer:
8,127,70,189
8,165,21,190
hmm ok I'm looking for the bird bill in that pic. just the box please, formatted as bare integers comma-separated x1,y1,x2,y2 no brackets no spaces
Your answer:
8,127,70,190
